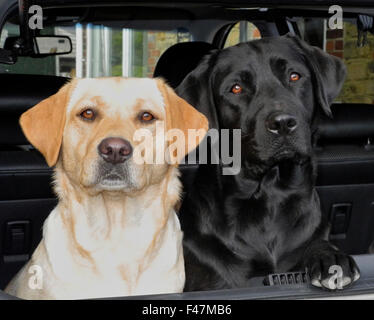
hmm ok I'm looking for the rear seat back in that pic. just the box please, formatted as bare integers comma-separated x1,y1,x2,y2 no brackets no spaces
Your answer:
154,41,217,88
316,103,374,254
0,74,68,288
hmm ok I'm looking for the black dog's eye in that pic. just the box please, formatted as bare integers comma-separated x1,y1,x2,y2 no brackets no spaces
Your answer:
80,109,96,121
139,111,155,123
231,84,243,94
290,72,301,82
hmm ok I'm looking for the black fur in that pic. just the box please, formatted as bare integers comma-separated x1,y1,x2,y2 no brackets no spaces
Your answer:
176,35,360,291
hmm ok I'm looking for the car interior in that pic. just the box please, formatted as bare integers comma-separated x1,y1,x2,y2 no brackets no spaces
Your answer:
1,0,374,299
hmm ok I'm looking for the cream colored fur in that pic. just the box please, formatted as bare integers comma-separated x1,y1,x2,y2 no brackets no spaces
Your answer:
5,78,208,299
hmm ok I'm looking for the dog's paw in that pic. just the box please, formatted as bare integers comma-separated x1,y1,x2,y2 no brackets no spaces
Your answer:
307,253,360,290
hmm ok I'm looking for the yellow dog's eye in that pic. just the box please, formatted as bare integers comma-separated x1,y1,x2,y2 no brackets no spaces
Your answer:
290,72,301,82
80,109,95,121
231,84,242,94
140,112,155,122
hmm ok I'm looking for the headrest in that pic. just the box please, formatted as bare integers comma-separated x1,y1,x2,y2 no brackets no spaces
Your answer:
318,104,374,142
0,74,69,145
154,41,217,88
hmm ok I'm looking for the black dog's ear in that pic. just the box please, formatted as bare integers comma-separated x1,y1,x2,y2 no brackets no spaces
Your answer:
176,50,220,129
286,34,346,118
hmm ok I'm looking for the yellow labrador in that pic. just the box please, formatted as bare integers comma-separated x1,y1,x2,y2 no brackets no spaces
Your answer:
5,77,208,299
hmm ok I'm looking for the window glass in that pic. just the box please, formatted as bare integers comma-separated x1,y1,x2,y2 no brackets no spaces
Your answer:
0,22,191,78
298,19,374,104
224,21,261,48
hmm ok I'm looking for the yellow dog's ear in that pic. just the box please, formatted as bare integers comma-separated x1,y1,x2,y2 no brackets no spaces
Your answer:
19,81,74,167
156,79,209,163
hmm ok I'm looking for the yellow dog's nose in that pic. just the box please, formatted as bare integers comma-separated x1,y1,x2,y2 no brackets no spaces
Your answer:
98,137,133,164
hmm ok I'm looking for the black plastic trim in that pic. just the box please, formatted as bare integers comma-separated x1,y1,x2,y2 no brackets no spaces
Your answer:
1,254,373,300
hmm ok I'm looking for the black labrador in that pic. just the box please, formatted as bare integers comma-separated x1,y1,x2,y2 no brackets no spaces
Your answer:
176,35,360,291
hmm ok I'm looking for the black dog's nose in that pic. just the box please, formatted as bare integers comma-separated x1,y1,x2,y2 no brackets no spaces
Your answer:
98,137,133,164
266,113,298,135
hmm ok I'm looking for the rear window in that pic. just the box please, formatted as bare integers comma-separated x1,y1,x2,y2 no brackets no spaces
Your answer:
224,21,261,48
0,22,191,78
297,18,374,104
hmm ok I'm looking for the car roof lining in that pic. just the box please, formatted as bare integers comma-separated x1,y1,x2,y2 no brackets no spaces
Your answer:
4,6,370,31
